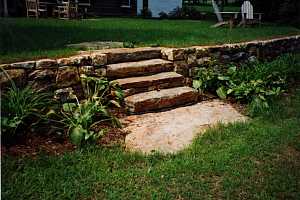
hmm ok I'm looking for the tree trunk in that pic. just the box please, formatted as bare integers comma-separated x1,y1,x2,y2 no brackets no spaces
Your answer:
3,0,8,17
212,0,223,22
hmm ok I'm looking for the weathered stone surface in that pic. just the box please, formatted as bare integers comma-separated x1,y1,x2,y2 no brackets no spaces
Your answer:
102,47,162,64
36,59,57,69
54,87,76,102
186,53,197,66
28,69,57,81
78,66,95,76
57,55,91,66
10,61,35,69
174,61,189,77
0,69,26,88
91,53,107,66
106,59,173,78
56,66,80,88
195,47,210,58
125,86,198,113
28,69,57,90
197,57,212,66
123,100,247,154
116,72,184,90
161,48,185,61
94,68,107,77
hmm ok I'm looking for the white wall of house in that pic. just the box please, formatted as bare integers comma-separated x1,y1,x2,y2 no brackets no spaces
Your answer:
137,0,183,18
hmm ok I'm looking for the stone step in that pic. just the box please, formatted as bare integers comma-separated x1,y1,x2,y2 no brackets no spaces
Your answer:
115,72,185,97
125,86,198,113
106,59,174,79
98,47,162,64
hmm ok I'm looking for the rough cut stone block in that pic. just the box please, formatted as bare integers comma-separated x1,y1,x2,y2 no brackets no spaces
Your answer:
54,87,76,102
0,69,26,88
161,48,185,61
197,57,212,66
125,86,198,113
56,66,80,88
195,47,210,58
174,61,189,77
91,53,107,66
106,59,173,78
115,72,184,90
94,68,107,77
104,47,162,64
28,69,57,81
36,59,58,69
78,66,95,76
57,55,91,66
10,61,35,69
186,53,197,66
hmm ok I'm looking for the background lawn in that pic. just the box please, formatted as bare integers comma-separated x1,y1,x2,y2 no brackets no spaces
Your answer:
0,18,299,63
2,83,300,199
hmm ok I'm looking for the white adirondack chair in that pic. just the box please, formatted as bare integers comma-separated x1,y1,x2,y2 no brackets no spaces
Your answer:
241,1,253,20
240,1,263,26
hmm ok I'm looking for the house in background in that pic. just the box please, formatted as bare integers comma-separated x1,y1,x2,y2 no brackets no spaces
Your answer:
1,0,183,18
137,0,183,17
92,0,183,18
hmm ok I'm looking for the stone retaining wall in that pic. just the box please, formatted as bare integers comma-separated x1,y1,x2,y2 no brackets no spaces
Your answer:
1,35,299,102
162,35,300,79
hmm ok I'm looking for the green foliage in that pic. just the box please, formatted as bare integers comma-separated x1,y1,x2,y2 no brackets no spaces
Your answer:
61,75,124,146
193,54,300,115
1,74,52,145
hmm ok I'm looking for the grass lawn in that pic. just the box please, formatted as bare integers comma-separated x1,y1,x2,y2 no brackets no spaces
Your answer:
0,18,299,63
2,85,300,199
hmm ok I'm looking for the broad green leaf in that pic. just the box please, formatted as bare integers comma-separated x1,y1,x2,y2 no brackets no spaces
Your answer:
216,87,227,99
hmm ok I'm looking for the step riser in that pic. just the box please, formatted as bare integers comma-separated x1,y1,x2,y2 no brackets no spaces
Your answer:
107,59,174,79
123,81,185,97
106,48,162,64
125,87,198,113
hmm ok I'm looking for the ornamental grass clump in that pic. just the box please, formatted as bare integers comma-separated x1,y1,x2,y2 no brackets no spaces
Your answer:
1,70,53,145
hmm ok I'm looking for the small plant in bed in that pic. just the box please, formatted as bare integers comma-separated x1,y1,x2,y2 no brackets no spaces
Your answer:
193,54,300,115
61,75,124,147
1,72,53,146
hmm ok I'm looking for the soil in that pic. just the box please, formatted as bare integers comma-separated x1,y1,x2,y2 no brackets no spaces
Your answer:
1,125,128,158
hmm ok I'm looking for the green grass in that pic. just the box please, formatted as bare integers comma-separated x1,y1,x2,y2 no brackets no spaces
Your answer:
0,18,299,63
2,85,300,199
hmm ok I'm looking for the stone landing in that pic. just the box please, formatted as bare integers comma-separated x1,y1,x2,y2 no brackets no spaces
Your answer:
122,100,247,154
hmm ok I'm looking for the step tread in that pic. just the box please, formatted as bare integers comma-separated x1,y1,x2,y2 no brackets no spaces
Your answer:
125,86,198,113
106,59,174,78
93,47,162,64
115,72,184,89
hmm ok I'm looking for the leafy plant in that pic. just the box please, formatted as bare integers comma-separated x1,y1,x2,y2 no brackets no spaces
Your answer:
1,70,52,145
61,75,124,146
193,54,299,115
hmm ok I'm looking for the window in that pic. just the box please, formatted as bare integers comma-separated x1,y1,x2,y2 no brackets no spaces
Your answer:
121,0,131,8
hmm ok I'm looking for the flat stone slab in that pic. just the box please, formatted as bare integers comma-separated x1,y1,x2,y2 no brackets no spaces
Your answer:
122,100,247,154
115,72,184,89
106,59,173,78
125,86,198,113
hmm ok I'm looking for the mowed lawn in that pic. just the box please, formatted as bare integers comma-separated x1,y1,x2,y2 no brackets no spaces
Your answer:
2,87,300,199
0,17,299,63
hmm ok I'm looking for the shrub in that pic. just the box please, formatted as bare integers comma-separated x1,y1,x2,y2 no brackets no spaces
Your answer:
61,75,124,146
1,71,53,145
193,54,299,115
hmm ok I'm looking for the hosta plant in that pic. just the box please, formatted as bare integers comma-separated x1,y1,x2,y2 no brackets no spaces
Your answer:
61,75,124,146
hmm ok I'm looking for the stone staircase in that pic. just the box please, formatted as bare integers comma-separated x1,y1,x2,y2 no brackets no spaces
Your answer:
105,48,199,114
